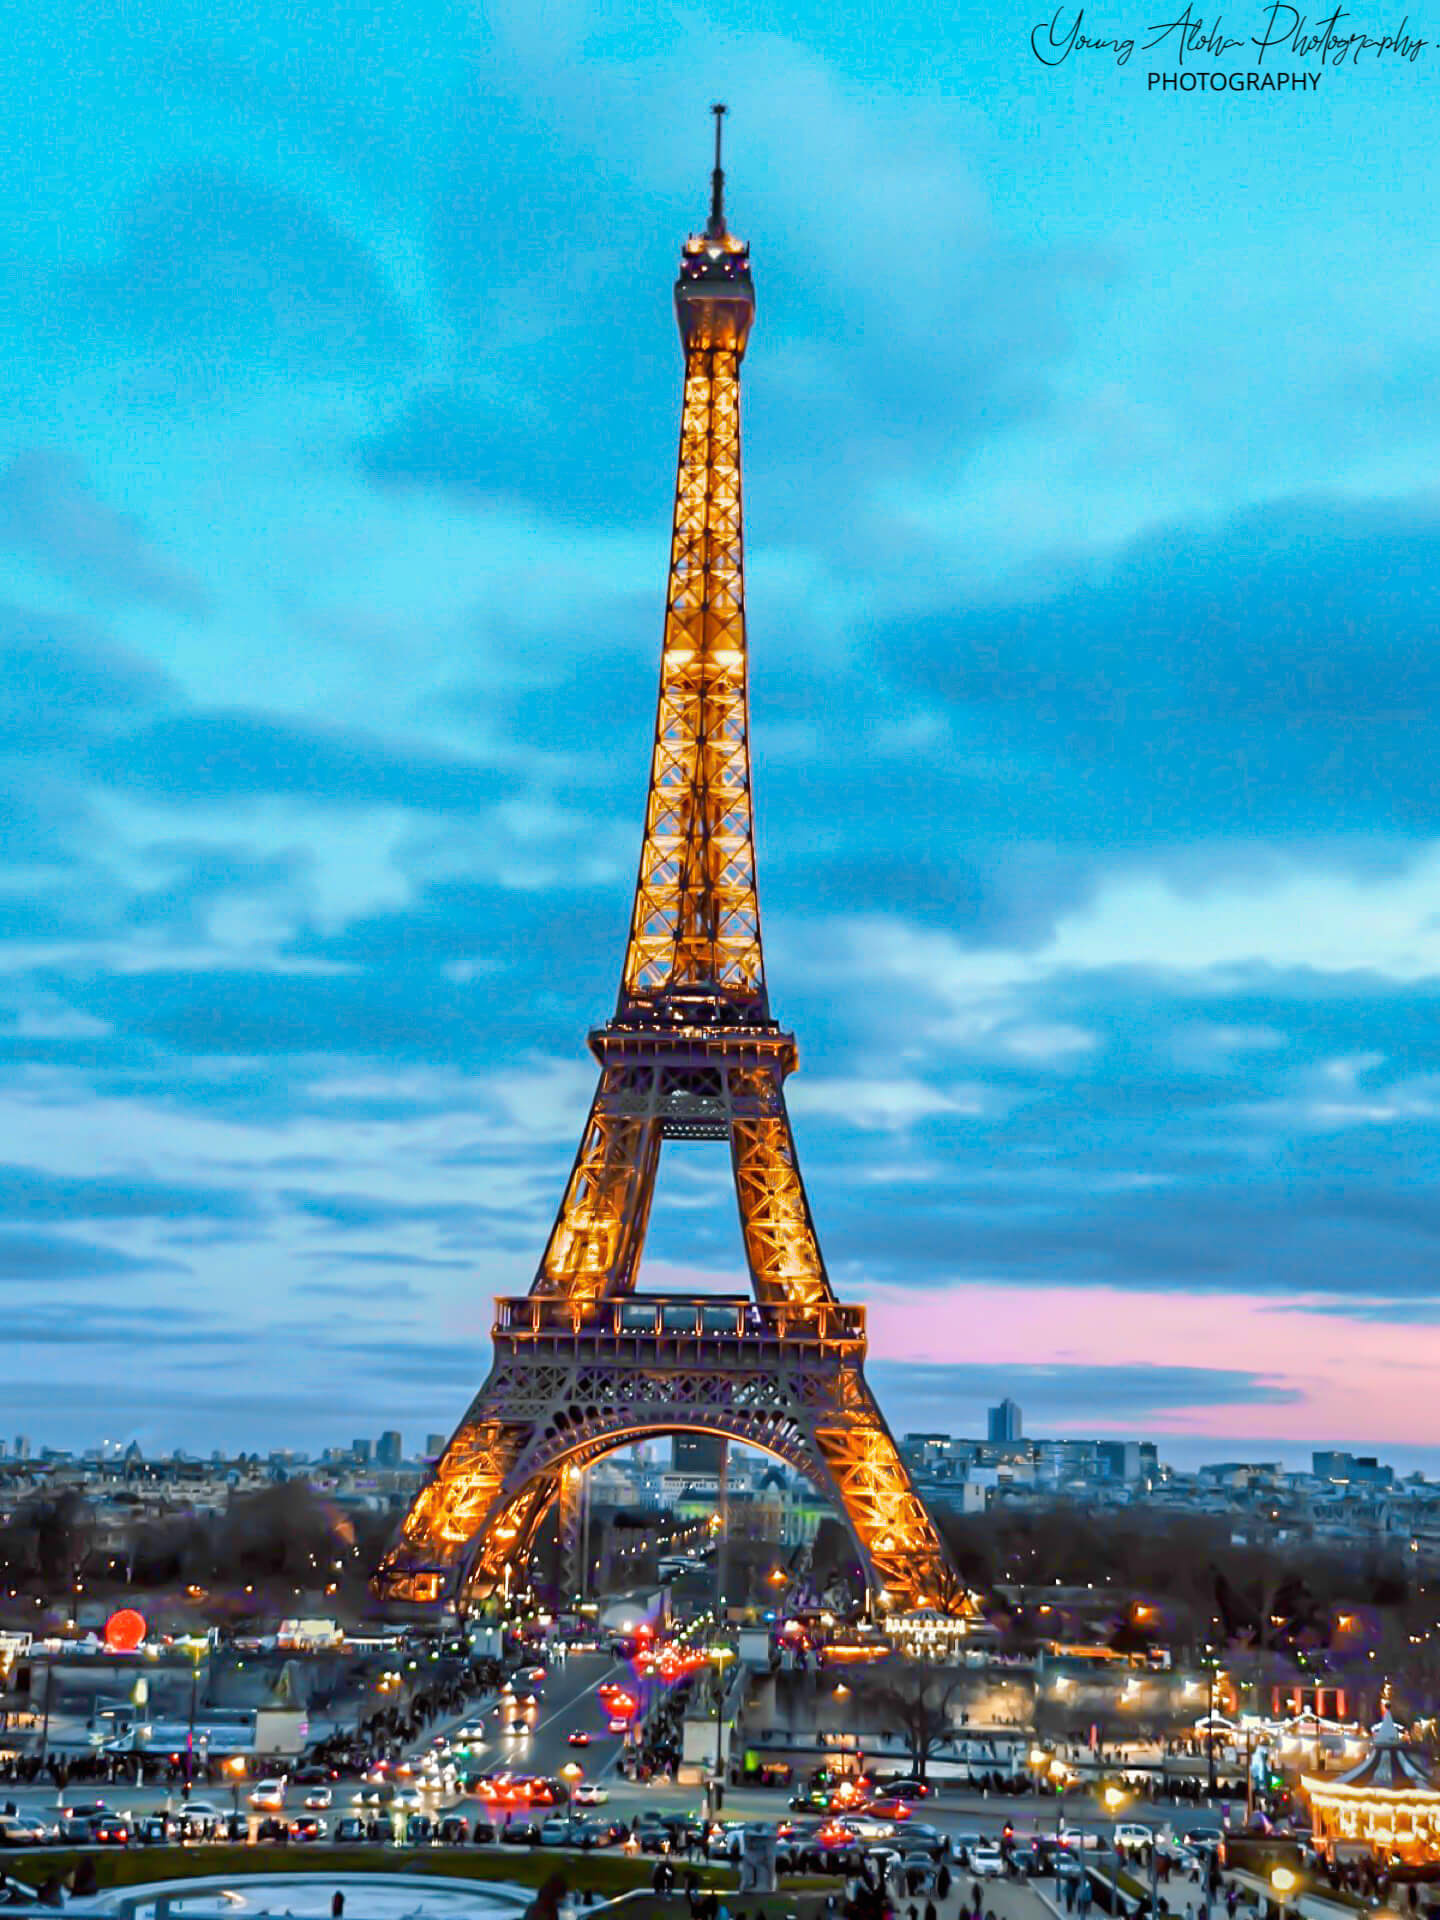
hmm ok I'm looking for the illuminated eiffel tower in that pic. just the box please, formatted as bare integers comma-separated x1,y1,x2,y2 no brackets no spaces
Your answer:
378,110,966,1617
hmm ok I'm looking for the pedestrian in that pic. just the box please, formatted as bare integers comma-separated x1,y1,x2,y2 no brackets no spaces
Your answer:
332,1896,345,1919
925,1901,938,1920
936,1865,952,1902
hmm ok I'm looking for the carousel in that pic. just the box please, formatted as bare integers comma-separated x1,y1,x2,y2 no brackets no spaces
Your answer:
1304,1695,1440,1865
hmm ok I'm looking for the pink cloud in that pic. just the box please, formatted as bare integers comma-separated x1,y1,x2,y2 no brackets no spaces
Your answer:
863,1282,1440,1447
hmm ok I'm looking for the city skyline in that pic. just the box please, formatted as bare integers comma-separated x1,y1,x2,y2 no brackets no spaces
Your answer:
4,4,1440,1457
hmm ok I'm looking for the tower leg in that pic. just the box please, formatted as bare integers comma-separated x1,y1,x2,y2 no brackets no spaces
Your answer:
809,1372,964,1614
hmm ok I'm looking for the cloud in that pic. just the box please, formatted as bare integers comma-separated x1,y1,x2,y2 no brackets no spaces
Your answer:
0,1165,256,1224
66,166,418,379
0,452,207,613
0,1230,185,1283
86,709,508,814
869,1359,1301,1424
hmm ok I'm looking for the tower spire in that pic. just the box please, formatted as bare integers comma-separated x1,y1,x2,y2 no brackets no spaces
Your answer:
707,101,727,239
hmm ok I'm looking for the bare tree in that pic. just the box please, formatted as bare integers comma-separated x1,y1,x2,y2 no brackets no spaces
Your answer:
856,1659,969,1783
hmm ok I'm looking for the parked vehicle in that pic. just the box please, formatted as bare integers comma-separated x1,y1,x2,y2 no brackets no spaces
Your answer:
470,1818,497,1845
177,1801,224,1837
501,1820,541,1845
0,1818,49,1847
970,1845,1006,1876
291,1816,326,1843
334,1817,370,1844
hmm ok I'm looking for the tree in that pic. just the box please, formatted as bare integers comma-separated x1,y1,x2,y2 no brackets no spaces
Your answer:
855,1658,969,1783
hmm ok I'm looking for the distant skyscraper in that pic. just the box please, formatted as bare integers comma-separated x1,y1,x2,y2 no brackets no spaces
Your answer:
376,1431,403,1467
13,1435,30,1460
352,1438,372,1463
673,1434,725,1475
425,1433,446,1459
987,1398,1023,1442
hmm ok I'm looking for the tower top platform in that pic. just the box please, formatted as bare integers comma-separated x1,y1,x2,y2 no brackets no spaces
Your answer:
675,103,754,352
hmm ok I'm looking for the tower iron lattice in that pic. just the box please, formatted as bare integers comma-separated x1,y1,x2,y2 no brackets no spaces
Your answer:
377,109,967,1618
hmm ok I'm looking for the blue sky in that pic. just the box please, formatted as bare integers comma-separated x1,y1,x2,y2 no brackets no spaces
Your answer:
4,0,1440,1462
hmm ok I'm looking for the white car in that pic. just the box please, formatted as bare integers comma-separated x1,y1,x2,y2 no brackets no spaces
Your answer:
1115,1823,1155,1852
1059,1828,1104,1852
842,1815,900,1841
303,1787,333,1810
249,1780,287,1811
572,1783,609,1806
178,1800,223,1830
970,1845,1006,1876
392,1787,423,1811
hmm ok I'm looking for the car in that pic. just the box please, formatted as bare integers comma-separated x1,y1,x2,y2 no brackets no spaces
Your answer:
864,1797,915,1821
455,1724,488,1742
510,1720,531,1736
1052,1852,1086,1881
1059,1828,1105,1852
294,1765,336,1785
95,1814,133,1846
304,1787,333,1810
539,1818,574,1846
970,1844,1006,1876
0,1817,49,1847
881,1780,931,1801
405,1814,435,1846
393,1788,423,1812
567,1731,592,1747
842,1815,901,1842
250,1779,287,1811
137,1813,178,1846
897,1823,947,1858
501,1820,541,1845
334,1816,370,1844
470,1818,497,1845
54,1804,106,1843
606,1717,629,1735
257,1817,290,1843
519,1692,538,1706
177,1801,223,1835
575,1819,624,1849
900,1851,939,1892
438,1814,470,1845
291,1815,326,1843
572,1783,608,1807
1115,1823,1155,1852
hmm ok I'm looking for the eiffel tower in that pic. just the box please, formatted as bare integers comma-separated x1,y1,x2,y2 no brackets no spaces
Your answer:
378,109,966,1618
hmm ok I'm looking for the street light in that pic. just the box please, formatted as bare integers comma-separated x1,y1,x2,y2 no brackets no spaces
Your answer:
1271,1863,1297,1920
708,1646,735,1820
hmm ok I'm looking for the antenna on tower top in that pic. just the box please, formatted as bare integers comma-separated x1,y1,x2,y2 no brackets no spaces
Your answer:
707,102,727,239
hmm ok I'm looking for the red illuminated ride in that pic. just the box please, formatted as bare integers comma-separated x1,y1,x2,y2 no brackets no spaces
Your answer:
103,1609,147,1653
